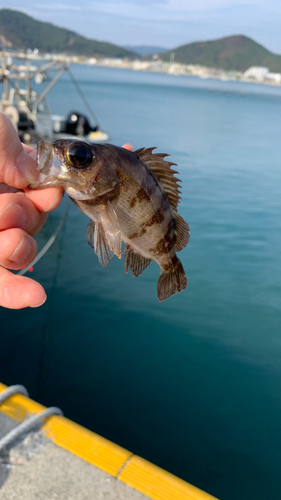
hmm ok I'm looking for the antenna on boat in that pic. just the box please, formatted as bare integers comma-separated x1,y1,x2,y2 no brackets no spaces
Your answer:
66,66,101,130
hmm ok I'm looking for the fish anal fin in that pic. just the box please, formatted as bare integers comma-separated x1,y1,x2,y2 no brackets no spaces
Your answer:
124,247,152,277
157,258,187,301
85,220,114,269
173,212,190,251
135,147,181,210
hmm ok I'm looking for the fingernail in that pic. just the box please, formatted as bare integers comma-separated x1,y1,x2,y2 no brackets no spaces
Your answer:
9,235,32,263
30,295,47,308
0,202,26,229
44,191,64,212
16,150,39,183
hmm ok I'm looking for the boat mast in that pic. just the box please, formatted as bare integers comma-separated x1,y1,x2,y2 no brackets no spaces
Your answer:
1,52,10,102
25,56,31,108
34,62,70,108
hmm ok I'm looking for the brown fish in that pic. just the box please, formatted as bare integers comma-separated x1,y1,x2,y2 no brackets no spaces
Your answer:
31,140,190,301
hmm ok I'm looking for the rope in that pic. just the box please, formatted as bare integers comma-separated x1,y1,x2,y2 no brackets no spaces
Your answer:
0,407,63,454
35,201,68,400
0,385,29,404
67,67,101,129
17,200,70,276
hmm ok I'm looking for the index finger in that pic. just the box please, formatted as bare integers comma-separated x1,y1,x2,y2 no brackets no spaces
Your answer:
0,113,64,211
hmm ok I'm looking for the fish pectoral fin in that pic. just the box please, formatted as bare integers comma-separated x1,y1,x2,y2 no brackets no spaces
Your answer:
102,202,122,259
85,220,114,269
124,247,152,277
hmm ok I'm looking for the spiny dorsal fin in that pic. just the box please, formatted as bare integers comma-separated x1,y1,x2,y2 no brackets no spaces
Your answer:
172,211,190,252
135,147,182,210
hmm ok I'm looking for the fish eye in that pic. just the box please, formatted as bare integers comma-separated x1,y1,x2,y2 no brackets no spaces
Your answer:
65,142,93,169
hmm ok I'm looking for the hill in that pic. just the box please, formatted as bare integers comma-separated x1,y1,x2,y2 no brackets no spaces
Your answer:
0,9,137,59
124,45,169,57
161,35,281,72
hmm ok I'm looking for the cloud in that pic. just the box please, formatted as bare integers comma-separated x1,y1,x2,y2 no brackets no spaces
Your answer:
89,0,281,15
87,0,281,25
33,3,81,10
91,0,168,4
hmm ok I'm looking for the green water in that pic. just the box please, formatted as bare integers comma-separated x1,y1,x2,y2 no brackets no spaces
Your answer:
1,67,281,499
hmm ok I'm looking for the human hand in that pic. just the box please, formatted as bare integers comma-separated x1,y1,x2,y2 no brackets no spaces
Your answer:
0,113,63,309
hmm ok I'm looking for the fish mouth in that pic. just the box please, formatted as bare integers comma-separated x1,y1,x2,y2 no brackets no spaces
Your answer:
65,185,97,200
29,141,65,190
37,140,53,172
30,141,96,198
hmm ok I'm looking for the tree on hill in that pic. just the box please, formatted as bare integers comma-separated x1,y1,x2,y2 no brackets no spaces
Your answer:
161,35,281,72
0,9,137,59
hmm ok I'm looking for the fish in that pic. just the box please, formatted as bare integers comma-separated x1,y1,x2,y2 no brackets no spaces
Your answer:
30,140,190,301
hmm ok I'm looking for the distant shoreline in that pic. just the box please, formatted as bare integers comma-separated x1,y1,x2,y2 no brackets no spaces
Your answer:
90,59,281,88
5,50,281,88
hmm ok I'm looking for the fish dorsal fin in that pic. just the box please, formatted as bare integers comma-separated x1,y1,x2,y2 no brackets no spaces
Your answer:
135,147,182,210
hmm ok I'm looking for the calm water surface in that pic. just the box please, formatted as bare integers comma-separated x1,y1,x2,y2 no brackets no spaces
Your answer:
1,67,281,500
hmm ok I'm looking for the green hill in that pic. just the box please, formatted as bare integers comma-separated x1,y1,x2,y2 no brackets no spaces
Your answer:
0,9,137,59
161,35,281,72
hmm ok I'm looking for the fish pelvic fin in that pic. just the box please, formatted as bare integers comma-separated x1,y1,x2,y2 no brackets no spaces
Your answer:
86,220,114,269
157,257,187,302
124,247,152,277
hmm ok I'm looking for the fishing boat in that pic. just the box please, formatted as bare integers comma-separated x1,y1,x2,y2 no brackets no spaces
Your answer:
0,50,109,145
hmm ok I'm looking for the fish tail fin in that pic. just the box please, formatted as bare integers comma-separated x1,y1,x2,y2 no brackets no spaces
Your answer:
157,257,187,302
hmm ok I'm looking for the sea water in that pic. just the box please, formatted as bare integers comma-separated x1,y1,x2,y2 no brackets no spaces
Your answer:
0,66,281,500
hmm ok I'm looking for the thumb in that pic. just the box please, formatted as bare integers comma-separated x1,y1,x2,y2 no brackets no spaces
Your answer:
0,113,39,189
0,267,47,309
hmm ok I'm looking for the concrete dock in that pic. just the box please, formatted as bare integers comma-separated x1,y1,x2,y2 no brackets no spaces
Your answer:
0,383,218,500
0,411,150,500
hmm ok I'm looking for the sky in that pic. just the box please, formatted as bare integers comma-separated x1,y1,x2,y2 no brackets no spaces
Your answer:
1,0,281,53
